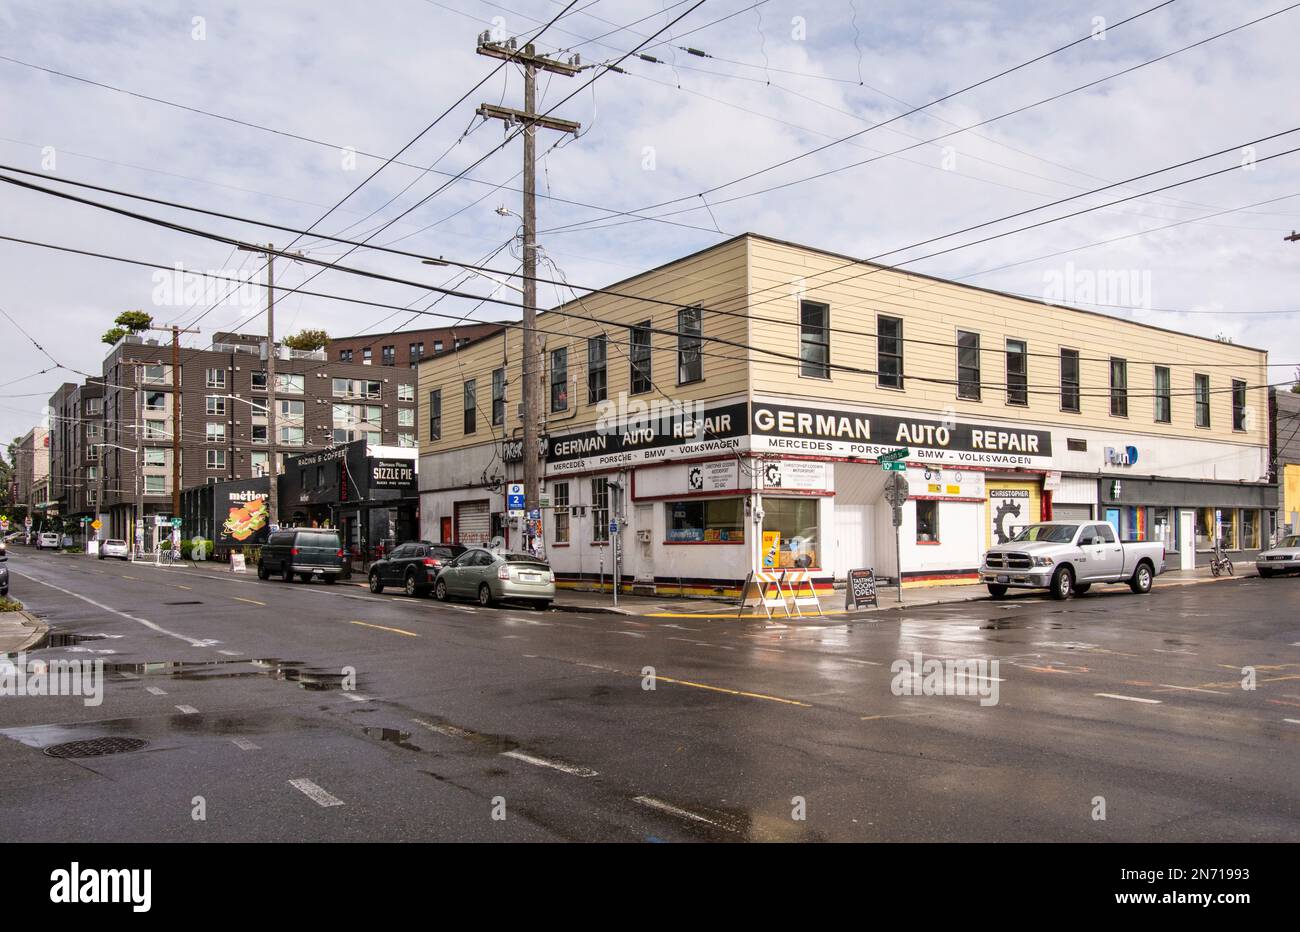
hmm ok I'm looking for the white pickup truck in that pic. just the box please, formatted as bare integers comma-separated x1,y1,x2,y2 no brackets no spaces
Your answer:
980,521,1166,600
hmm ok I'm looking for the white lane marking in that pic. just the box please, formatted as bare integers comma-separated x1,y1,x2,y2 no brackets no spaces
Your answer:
500,634,524,640
500,749,598,777
145,686,167,696
612,630,646,638
752,647,785,654
218,649,243,656
11,571,212,647
1158,684,1225,695
633,795,729,830
840,658,882,666
342,692,373,702
175,704,199,714
230,737,260,750
288,778,344,807
1095,693,1163,704
411,718,474,739
1283,718,1300,725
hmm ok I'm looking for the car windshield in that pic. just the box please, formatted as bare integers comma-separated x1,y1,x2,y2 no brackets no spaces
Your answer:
1011,524,1078,543
1278,536,1300,549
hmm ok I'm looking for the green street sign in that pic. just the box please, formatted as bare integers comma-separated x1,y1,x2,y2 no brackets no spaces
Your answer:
878,448,910,462
880,461,907,472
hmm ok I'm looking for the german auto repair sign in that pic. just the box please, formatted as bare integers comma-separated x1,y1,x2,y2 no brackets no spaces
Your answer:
751,402,1053,469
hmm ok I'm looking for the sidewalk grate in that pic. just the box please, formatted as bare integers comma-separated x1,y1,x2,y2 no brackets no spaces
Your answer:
43,737,149,759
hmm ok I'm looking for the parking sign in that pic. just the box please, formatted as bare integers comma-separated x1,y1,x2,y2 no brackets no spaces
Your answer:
507,483,525,514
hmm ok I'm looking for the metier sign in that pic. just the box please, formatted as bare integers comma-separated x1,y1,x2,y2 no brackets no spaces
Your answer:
750,403,1053,469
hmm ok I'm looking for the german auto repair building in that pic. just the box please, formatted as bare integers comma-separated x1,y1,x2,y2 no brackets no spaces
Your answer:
416,234,1276,595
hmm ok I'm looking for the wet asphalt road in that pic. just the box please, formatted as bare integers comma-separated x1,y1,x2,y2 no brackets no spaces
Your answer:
1,548,1298,842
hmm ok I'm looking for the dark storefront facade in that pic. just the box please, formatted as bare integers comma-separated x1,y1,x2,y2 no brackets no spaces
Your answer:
279,441,418,565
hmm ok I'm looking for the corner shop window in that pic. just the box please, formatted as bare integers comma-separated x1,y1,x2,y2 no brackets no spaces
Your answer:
762,497,819,568
916,500,939,542
665,498,744,542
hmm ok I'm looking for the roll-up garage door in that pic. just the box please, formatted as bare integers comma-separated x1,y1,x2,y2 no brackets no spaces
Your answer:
454,500,491,545
1053,503,1093,522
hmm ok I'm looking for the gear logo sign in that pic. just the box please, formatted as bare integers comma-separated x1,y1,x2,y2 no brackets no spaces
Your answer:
764,462,782,487
688,466,703,491
994,499,1022,543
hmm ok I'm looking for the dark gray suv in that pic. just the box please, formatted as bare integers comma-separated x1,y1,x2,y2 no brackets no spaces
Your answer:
257,529,347,583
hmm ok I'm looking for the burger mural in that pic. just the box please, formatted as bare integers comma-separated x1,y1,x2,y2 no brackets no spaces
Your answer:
223,496,268,542
214,482,273,547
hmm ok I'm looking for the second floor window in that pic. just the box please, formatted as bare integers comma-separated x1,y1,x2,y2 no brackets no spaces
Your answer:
206,368,226,388
339,349,353,363
1110,357,1128,417
677,307,702,384
1005,339,1028,406
877,315,903,389
630,322,652,394
1154,366,1171,423
588,335,607,403
799,300,830,378
1195,373,1210,427
1060,349,1080,412
206,423,225,442
957,330,981,400
551,348,569,412
429,388,442,441
492,368,506,426
1232,379,1247,431
381,345,395,366
464,380,477,435
206,395,226,416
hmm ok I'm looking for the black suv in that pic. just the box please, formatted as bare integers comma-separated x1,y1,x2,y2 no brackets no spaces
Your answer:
368,541,466,597
258,529,347,583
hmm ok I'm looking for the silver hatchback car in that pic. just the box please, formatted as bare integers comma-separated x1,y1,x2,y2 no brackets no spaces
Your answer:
433,548,555,609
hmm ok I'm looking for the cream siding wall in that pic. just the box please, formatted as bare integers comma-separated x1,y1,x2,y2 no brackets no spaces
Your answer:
417,238,752,462
745,237,1269,451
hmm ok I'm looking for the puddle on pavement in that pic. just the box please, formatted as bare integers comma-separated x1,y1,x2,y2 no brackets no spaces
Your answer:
0,706,315,750
44,633,107,648
361,727,421,751
98,658,351,690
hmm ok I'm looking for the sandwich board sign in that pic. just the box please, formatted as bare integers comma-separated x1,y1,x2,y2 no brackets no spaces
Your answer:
846,568,879,609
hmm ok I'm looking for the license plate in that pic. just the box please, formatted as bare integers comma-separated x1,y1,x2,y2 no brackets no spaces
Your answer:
521,573,540,582
997,575,1009,584
313,568,323,575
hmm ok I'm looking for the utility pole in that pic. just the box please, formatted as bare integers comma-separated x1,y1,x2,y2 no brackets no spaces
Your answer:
475,37,581,540
147,324,199,519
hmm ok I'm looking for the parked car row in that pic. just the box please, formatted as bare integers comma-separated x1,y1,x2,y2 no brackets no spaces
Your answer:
369,543,555,609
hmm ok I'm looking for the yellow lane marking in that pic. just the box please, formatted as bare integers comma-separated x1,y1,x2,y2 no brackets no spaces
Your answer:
654,674,810,707
350,620,419,638
121,575,137,580
232,597,265,606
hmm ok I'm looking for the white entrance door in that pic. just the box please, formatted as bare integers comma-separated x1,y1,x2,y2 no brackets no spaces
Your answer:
1178,509,1195,571
834,504,869,579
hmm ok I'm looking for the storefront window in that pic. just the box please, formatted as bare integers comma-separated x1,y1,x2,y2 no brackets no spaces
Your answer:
665,498,744,543
763,498,819,568
916,500,939,542
1123,506,1146,541
1195,508,1213,551
1222,510,1238,550
1152,507,1174,552
1242,509,1259,550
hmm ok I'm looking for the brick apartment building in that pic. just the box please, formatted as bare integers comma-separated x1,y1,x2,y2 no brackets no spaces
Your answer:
12,426,50,515
94,331,420,539
327,323,504,370
47,380,104,531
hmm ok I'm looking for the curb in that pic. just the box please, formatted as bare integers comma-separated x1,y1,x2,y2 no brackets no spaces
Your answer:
0,610,50,653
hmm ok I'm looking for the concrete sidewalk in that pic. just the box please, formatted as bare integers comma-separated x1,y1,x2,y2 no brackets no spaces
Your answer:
0,606,49,654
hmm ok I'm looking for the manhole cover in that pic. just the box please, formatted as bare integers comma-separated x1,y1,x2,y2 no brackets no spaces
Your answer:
43,737,149,758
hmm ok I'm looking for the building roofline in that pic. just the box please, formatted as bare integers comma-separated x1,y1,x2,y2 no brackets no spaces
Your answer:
537,231,1267,358
328,322,507,345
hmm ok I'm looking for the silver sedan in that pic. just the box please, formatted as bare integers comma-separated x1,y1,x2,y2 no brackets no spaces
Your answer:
433,548,555,609
1257,535,1300,578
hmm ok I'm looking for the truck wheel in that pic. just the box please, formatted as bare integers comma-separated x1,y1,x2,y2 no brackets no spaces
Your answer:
986,584,1008,599
1128,561,1153,594
1049,566,1074,600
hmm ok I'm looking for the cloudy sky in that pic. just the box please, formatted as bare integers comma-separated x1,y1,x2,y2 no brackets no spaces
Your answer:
2,0,1298,444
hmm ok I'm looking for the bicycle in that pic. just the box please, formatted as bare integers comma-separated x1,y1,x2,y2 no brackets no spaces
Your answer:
1209,541,1234,577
